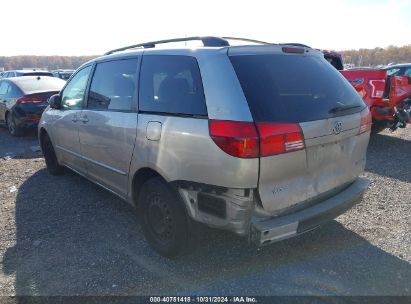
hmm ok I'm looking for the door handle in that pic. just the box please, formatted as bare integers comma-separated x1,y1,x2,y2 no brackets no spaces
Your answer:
80,115,89,123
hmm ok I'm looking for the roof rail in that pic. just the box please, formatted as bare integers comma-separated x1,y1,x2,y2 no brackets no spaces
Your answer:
222,37,271,45
104,36,309,56
104,36,230,55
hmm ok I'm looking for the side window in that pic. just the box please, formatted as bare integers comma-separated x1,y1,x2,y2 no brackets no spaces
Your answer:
87,59,138,111
404,68,411,77
61,66,92,110
139,55,207,116
0,82,9,95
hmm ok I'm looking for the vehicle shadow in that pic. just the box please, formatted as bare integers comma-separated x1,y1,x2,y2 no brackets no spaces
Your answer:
0,128,40,160
366,132,411,183
2,169,411,296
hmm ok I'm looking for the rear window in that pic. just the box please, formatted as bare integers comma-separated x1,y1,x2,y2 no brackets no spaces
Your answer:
230,54,365,123
16,77,65,94
139,55,207,116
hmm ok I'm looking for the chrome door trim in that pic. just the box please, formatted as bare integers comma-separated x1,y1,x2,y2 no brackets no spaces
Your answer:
55,144,83,159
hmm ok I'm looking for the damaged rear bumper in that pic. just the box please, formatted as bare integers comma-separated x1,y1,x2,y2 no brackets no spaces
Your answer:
250,177,369,245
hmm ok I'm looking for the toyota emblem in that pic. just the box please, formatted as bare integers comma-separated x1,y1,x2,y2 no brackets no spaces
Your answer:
332,121,343,135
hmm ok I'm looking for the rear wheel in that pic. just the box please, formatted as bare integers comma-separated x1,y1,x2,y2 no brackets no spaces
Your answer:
139,177,190,258
6,112,23,137
42,133,64,175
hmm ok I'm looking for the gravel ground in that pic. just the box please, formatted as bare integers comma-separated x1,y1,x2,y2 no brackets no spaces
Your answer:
0,126,410,296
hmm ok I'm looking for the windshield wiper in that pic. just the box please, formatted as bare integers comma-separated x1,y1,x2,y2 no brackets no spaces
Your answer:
329,104,362,114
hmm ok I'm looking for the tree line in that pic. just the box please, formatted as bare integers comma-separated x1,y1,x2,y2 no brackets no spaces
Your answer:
0,44,410,70
340,45,411,67
0,56,97,71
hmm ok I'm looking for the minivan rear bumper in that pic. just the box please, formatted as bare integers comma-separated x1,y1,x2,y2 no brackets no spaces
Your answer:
250,177,369,245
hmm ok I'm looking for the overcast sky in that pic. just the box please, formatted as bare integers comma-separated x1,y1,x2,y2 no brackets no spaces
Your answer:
2,0,410,56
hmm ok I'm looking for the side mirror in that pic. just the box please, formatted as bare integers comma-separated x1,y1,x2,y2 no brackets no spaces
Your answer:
48,94,62,109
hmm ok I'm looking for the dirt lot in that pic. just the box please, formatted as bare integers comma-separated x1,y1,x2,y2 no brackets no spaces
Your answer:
0,127,410,296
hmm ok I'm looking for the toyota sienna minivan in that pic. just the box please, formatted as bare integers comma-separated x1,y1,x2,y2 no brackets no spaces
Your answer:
39,37,371,257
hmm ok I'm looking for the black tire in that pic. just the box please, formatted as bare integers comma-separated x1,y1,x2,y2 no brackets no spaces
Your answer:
138,177,190,258
6,112,23,137
41,133,64,175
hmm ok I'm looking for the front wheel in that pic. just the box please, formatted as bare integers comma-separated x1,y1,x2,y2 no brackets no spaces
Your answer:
139,177,190,258
41,134,64,175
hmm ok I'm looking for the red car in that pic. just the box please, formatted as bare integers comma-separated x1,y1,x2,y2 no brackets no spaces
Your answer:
341,65,411,132
322,51,411,132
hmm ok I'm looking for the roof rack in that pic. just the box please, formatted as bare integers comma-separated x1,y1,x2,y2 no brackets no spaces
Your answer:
104,36,279,55
104,36,230,55
104,36,309,56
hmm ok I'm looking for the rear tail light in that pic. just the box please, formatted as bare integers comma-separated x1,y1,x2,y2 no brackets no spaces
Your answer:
209,120,305,158
209,120,259,158
256,123,305,156
17,97,47,104
358,108,372,134
369,80,385,98
282,47,305,54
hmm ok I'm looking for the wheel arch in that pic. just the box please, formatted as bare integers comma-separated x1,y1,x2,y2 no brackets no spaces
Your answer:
4,110,10,123
131,167,167,207
38,127,48,150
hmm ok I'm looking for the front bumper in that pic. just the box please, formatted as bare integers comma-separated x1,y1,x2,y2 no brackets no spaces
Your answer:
250,177,369,245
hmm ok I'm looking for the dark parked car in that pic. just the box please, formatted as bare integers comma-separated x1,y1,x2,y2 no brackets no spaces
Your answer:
0,76,65,136
1,70,54,79
52,70,74,81
323,50,344,70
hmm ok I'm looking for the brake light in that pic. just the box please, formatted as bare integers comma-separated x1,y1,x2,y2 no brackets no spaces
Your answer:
358,108,372,134
209,120,259,158
209,120,305,158
17,97,47,104
369,80,385,98
256,123,305,156
282,47,305,54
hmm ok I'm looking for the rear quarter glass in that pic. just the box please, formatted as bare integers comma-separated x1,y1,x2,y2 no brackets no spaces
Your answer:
229,54,365,123
139,55,207,116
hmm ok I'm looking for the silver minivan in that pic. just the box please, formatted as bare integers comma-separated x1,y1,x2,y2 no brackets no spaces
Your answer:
39,37,371,257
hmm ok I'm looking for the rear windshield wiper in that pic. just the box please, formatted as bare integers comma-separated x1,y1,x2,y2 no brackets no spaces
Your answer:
329,104,362,114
